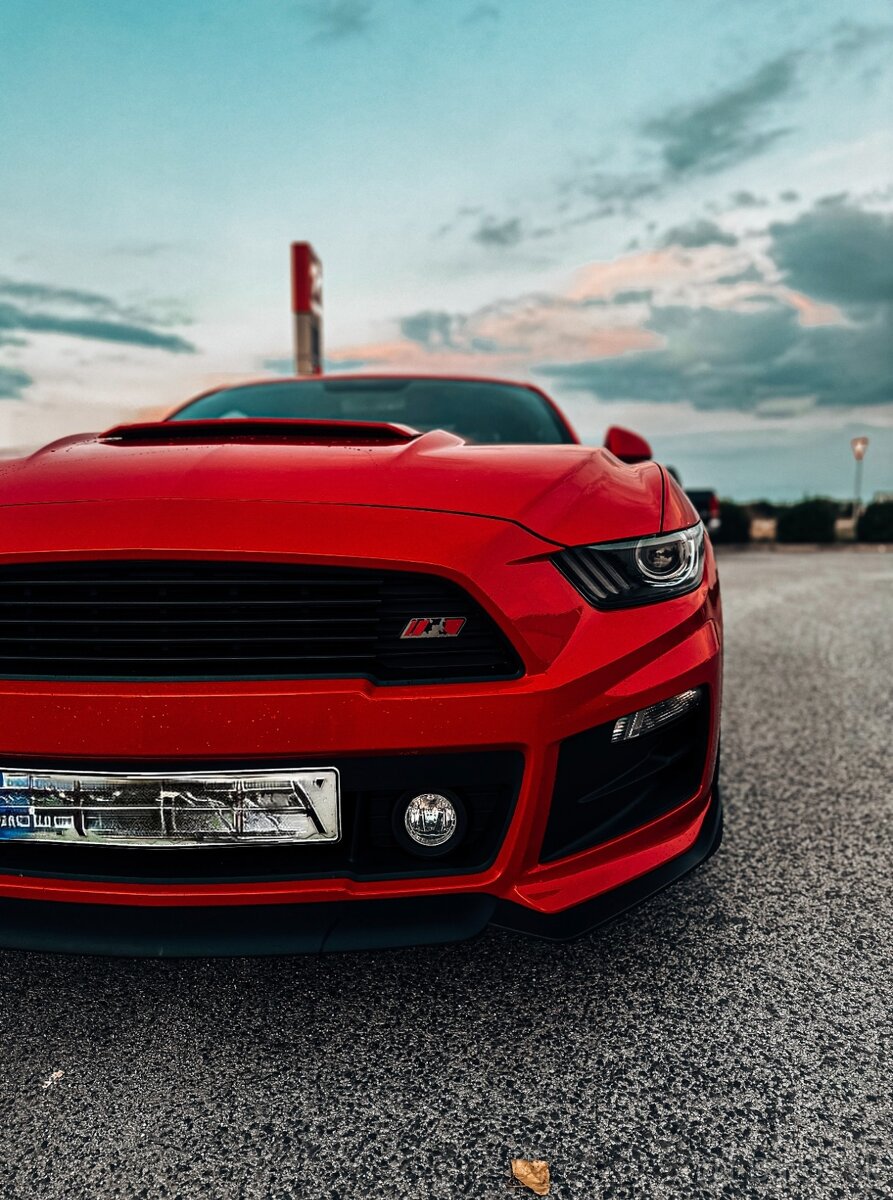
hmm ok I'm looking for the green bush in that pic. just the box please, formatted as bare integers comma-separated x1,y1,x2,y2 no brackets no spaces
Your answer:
749,499,778,519
857,501,893,542
712,501,751,544
776,498,837,544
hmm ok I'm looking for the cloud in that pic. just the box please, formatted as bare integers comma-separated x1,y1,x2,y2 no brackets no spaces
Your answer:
442,52,802,252
0,278,166,325
333,243,754,371
730,190,767,208
399,309,464,348
0,275,197,402
445,171,659,250
541,299,892,411
303,0,373,41
108,240,180,259
535,201,893,413
562,171,662,209
659,219,737,248
0,364,32,401
471,216,524,248
611,289,654,305
437,18,891,258
770,203,893,309
333,196,893,421
549,54,801,228
433,205,483,238
829,19,893,63
567,249,691,301
716,265,764,285
640,54,798,177
0,305,195,353
332,283,661,370
464,3,499,23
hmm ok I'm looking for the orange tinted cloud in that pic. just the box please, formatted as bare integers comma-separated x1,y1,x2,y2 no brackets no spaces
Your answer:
567,249,687,300
780,289,844,326
328,321,660,374
327,241,845,375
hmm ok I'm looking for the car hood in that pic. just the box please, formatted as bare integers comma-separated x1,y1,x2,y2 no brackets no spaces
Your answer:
0,426,665,546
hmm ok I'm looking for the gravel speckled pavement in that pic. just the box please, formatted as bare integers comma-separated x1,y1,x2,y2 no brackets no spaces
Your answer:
1,551,891,1199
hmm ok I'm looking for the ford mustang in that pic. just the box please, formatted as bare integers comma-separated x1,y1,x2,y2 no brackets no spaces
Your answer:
0,375,722,955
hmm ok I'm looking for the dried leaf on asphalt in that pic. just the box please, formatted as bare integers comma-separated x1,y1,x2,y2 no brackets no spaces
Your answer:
511,1159,550,1195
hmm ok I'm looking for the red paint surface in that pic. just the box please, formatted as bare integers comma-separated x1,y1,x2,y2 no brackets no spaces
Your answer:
290,242,322,315
603,425,653,464
0,421,663,549
661,468,701,533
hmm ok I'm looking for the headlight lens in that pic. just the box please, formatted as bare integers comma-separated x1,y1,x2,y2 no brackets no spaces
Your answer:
554,523,705,609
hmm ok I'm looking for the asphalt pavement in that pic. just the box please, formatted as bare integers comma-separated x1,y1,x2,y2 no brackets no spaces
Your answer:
1,550,891,1200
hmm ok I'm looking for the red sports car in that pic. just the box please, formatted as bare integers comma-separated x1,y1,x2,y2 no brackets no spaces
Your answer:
0,375,722,955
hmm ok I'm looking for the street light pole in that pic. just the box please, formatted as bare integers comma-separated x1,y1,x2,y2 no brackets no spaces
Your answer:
851,436,869,535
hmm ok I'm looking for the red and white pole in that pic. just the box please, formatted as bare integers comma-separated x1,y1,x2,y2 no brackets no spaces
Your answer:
290,242,323,375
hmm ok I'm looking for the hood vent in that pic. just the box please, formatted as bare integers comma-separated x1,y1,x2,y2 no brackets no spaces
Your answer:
101,418,422,445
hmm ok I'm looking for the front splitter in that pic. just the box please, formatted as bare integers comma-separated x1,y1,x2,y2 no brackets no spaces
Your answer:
0,892,497,957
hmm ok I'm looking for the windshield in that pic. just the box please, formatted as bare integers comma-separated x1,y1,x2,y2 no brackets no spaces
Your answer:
170,378,574,445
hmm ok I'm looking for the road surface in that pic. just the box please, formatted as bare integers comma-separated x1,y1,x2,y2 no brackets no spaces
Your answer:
1,550,891,1199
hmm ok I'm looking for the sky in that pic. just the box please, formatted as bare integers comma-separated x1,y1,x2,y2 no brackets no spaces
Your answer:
0,0,891,499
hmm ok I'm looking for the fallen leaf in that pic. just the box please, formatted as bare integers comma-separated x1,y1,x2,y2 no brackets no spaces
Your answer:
511,1159,550,1195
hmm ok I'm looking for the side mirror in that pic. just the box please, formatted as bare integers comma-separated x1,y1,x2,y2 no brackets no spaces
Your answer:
604,425,652,464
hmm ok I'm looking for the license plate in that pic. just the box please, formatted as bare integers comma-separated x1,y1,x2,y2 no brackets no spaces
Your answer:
0,768,341,848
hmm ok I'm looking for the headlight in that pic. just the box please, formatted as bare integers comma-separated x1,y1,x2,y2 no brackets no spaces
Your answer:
554,523,705,609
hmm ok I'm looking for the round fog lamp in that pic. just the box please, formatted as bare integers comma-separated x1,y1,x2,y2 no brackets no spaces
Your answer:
405,793,457,847
397,791,466,856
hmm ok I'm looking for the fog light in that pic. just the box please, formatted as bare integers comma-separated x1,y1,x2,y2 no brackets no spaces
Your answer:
396,791,466,856
405,793,457,845
611,688,701,743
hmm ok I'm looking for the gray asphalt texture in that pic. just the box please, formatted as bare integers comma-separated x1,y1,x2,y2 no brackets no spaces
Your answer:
1,550,891,1200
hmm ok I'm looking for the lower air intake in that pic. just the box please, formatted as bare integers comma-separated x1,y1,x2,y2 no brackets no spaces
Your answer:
540,691,710,862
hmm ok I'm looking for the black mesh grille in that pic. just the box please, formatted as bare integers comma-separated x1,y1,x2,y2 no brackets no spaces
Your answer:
0,561,522,684
540,696,710,862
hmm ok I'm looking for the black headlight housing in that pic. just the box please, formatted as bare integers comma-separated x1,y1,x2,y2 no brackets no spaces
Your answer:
553,523,705,609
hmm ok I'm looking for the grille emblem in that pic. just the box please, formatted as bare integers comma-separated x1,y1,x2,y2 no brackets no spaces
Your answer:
400,617,466,639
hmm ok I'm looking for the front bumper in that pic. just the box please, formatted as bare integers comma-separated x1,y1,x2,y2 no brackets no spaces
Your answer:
0,785,722,955
0,501,722,954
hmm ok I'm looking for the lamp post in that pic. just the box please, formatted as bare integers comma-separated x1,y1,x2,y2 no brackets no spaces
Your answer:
851,436,869,535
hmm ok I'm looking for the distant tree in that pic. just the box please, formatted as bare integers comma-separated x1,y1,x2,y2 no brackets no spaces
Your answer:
712,501,751,543
748,499,778,519
857,501,893,543
776,498,837,543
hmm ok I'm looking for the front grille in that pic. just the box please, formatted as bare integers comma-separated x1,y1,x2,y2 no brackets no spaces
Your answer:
0,750,523,882
0,561,522,684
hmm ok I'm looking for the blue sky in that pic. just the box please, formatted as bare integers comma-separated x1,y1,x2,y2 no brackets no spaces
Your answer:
1,0,891,498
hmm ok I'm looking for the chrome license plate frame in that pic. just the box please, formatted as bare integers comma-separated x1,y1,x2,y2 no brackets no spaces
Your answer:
0,767,341,848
